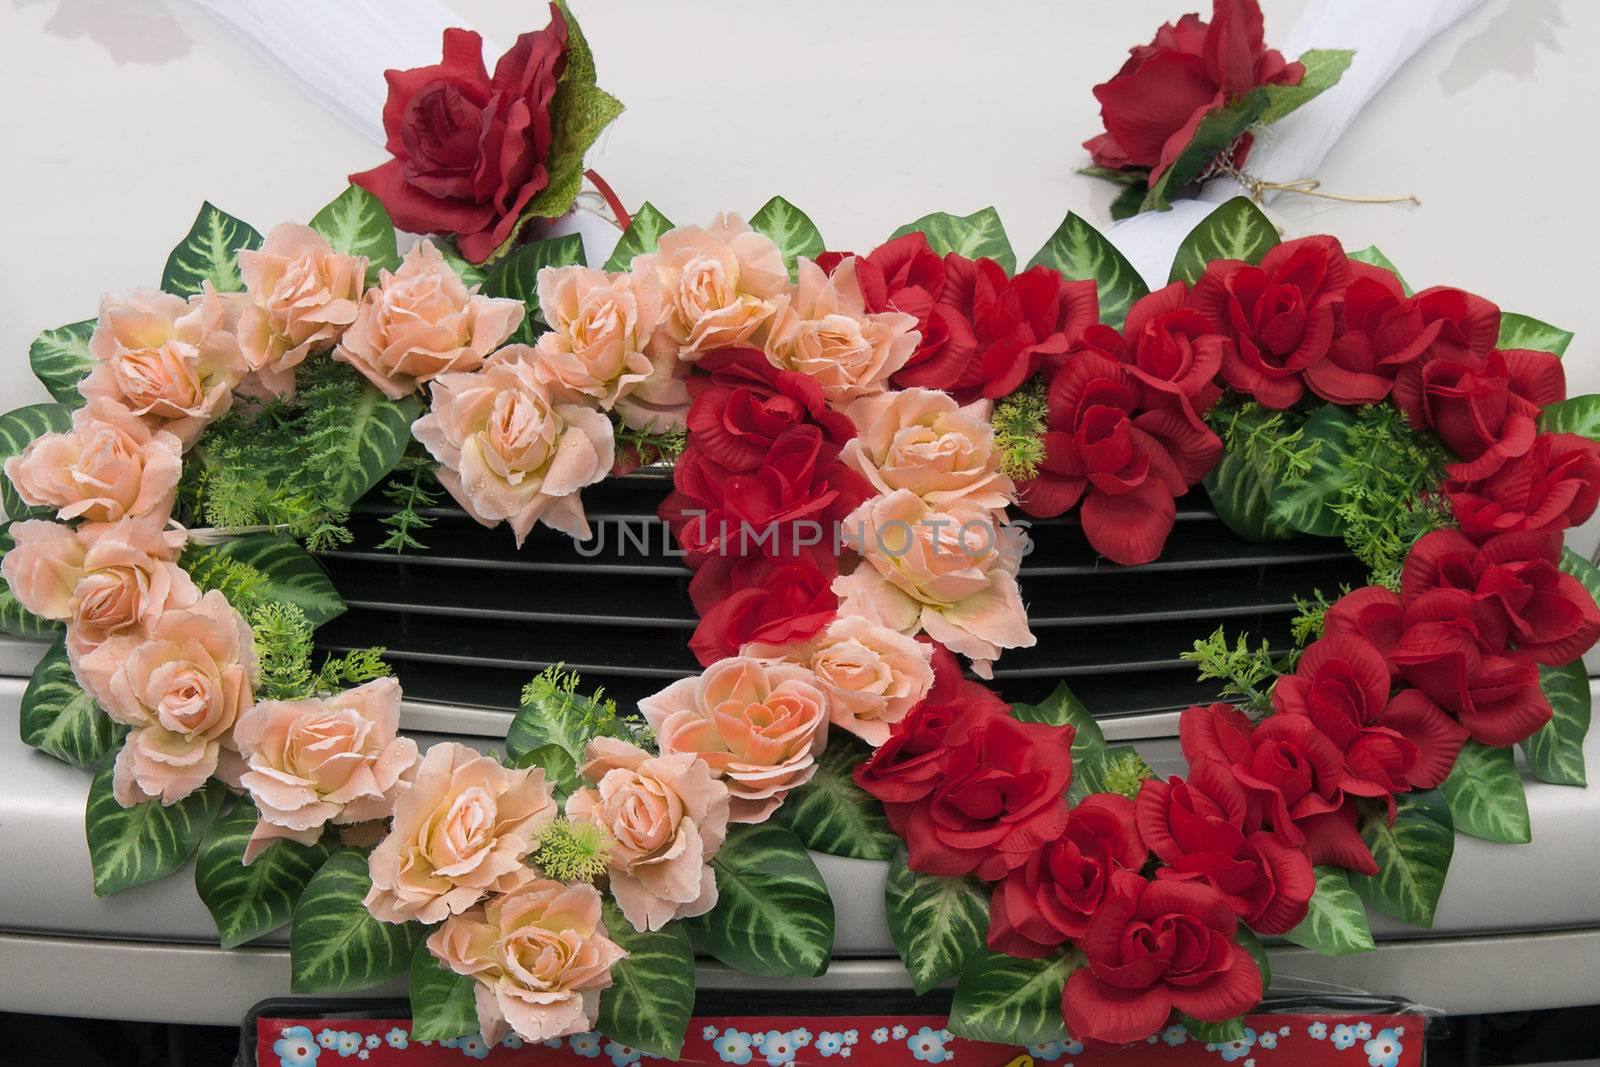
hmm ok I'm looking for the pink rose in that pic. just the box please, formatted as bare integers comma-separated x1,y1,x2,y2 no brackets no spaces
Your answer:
840,388,1013,509
427,872,625,1045
412,349,615,544
365,741,556,924
564,736,731,931
236,223,367,397
0,519,87,622
5,398,182,525
335,241,524,399
233,677,419,863
65,517,197,662
529,265,665,415
764,257,919,403
639,657,830,824
635,214,789,361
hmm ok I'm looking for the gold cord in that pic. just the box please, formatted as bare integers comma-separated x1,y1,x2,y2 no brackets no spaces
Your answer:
1206,159,1420,207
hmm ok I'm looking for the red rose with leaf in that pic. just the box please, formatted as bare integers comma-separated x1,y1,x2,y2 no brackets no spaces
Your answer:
1392,348,1565,480
684,347,856,473
1310,261,1438,405
1446,432,1600,540
1117,282,1226,422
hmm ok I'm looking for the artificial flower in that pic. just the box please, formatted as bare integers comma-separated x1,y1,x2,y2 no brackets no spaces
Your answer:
840,388,1014,509
683,346,855,473
529,264,663,414
1445,432,1600,541
4,398,182,526
1392,348,1565,481
1309,261,1435,405
236,223,365,397
688,551,837,667
635,213,789,361
764,257,919,403
1116,281,1225,421
967,260,1099,399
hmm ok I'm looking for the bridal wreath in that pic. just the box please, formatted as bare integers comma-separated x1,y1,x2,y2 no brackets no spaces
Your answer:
3,1,1596,1056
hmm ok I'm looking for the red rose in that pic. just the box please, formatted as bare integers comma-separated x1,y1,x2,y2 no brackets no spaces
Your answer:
1397,286,1502,368
1309,262,1437,405
351,9,570,263
968,263,1100,398
686,551,838,666
1062,871,1263,1045
1294,800,1378,876
889,253,980,394
684,348,855,473
857,233,946,324
1016,353,1221,565
1447,432,1600,540
1190,236,1351,410
987,793,1146,956
1392,349,1565,480
1085,0,1303,181
1118,282,1226,422
1323,586,1405,679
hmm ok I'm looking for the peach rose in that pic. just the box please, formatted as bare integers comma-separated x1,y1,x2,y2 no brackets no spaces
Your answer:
530,265,660,410
834,490,1035,678
636,214,789,361
746,614,935,747
79,287,244,445
564,736,730,932
236,223,366,397
364,741,556,924
233,677,419,863
0,519,86,622
67,517,197,660
4,398,182,525
335,241,524,399
764,257,919,403
412,349,615,544
841,388,1014,509
638,657,830,824
427,872,625,1045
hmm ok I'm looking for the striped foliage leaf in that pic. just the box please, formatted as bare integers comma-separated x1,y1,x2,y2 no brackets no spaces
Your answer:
291,848,424,993
1259,49,1355,124
20,637,119,768
161,201,262,296
884,848,988,996
509,743,581,801
1347,245,1412,294
0,526,64,638
310,184,400,283
483,233,588,344
749,196,825,277
322,382,423,509
409,937,479,1043
686,821,835,978
1010,681,1106,761
1183,1014,1247,1043
1538,395,1600,439
891,207,1016,275
1067,745,1152,805
948,948,1078,1046
1267,403,1358,536
194,797,334,949
773,733,898,860
1284,864,1376,956
1144,90,1268,214
1349,790,1454,929
85,764,225,897
598,900,696,1058
1524,661,1590,787
437,241,487,290
603,202,674,272
1498,312,1573,357
1027,212,1148,331
1236,924,1270,992
1442,740,1531,843
206,534,344,627
1169,197,1279,286
1559,547,1600,606
28,319,96,405
506,676,611,767
0,403,75,519
1203,446,1296,542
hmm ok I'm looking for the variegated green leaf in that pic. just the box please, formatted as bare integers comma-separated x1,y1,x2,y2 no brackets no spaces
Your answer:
598,900,695,1058
1498,312,1573,357
483,233,588,343
948,948,1078,1046
1236,923,1271,992
1284,865,1376,956
0,526,64,638
410,937,479,1043
204,534,344,627
749,196,825,277
1067,745,1152,805
773,733,897,860
891,207,1016,275
1010,681,1105,761
437,241,487,289
194,797,334,949
1259,49,1355,124
1524,662,1589,787
323,381,423,508
1347,245,1412,294
1442,740,1530,843
291,848,424,992
1203,448,1296,542
686,821,835,978
1144,90,1268,213
85,764,225,896
1183,1014,1247,1043
1559,547,1600,607
310,185,399,283
509,743,581,800
884,848,988,996
161,201,262,296
21,637,119,768
1350,790,1454,928
1027,213,1148,331
1267,403,1357,536
1169,197,1280,285
0,403,75,519
506,673,615,767
604,202,674,272
1538,396,1600,439
28,319,96,406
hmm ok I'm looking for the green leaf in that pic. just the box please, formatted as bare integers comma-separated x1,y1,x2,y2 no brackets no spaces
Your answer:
1027,212,1148,331
1498,312,1573,357
1347,245,1412,294
1067,745,1153,805
598,900,696,1059
603,202,674,272
483,233,589,344
1077,164,1149,187
506,676,612,767
686,821,835,978
1236,922,1270,992
1267,403,1358,536
1442,739,1531,843
310,185,399,283
749,196,825,277
322,382,424,508
772,733,897,860
890,208,1016,275
1169,197,1280,286
509,743,581,800
161,201,262,296
0,527,64,639
1538,396,1600,439
1182,1014,1247,1043
291,848,423,993
1559,547,1600,608
1203,448,1296,542
1524,661,1590,786
948,948,1078,1046
1350,790,1454,928
1010,681,1106,761
409,938,480,1043
206,534,345,627
85,764,225,896
1143,90,1268,213
1284,865,1375,956
20,637,119,768
1258,49,1355,124
0,403,75,519
1109,183,1146,222
884,848,988,996
437,241,487,289
28,319,96,406
194,797,334,949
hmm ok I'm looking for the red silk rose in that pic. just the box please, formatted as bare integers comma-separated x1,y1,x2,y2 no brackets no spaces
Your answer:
986,792,1146,956
1323,586,1405,679
1117,282,1226,423
1084,0,1304,182
856,232,946,325
966,262,1100,399
687,550,838,666
685,348,856,473
1062,870,1263,1045
1310,262,1438,405
1190,236,1351,410
1446,432,1600,541
1392,348,1565,481
351,7,569,263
